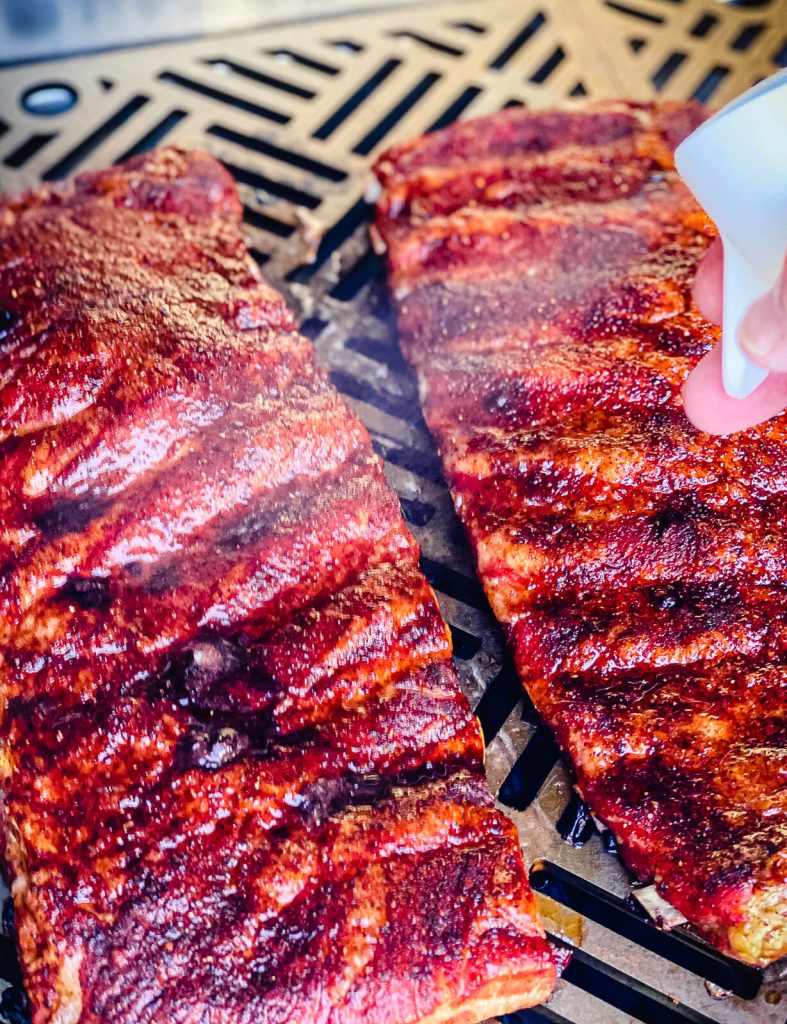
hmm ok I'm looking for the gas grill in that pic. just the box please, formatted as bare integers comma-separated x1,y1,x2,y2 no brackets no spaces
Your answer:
1,1,786,1021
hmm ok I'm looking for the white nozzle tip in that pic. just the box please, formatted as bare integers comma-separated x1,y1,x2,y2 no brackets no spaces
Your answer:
675,69,787,405
721,340,767,400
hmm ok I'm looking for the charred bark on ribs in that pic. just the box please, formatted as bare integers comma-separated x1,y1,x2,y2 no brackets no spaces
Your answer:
374,101,787,967
0,148,555,1024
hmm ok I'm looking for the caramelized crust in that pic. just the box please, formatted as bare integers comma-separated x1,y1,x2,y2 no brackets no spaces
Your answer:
375,101,787,966
0,149,554,1022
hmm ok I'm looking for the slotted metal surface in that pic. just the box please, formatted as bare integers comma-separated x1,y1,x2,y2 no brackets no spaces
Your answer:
0,2,786,1023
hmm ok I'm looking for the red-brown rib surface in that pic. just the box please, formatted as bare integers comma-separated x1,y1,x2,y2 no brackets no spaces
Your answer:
0,148,554,1024
375,100,787,966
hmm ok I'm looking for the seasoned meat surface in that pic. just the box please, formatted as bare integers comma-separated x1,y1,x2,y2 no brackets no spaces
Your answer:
0,148,555,1023
374,101,787,966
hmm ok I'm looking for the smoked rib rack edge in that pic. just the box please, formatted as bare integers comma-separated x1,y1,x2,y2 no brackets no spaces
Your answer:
0,148,555,1024
373,100,787,967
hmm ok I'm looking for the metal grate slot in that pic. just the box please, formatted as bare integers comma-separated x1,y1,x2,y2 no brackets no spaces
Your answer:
532,864,762,998
427,83,483,128
286,199,372,281
606,2,666,25
690,13,719,38
115,108,188,163
42,94,150,179
313,58,401,138
692,62,730,100
206,123,348,181
158,69,290,122
453,20,487,34
730,23,764,50
556,794,598,848
391,30,465,56
419,556,488,610
242,204,295,237
267,48,341,75
498,726,562,811
330,38,366,53
652,49,688,87
353,70,442,154
224,160,322,208
474,664,523,741
490,12,548,69
204,59,318,98
530,45,567,83
0,3,785,1022
3,132,55,168
328,247,385,300
505,1008,571,1024
560,949,724,1024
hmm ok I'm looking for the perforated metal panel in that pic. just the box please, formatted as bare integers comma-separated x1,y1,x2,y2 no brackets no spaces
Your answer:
0,3,786,1023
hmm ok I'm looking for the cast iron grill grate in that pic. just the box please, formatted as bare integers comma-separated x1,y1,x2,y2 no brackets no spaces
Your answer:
1,2,786,1022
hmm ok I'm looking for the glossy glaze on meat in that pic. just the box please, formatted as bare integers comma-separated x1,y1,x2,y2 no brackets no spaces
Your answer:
374,101,787,966
0,148,555,1023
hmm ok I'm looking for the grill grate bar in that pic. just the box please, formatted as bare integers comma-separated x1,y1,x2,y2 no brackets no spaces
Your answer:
531,863,762,998
561,947,726,1024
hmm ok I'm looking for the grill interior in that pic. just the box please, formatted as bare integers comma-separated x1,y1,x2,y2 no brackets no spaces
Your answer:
1,1,786,1021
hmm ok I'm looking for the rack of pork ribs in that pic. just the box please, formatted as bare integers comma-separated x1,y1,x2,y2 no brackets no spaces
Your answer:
374,99,787,968
0,148,554,1024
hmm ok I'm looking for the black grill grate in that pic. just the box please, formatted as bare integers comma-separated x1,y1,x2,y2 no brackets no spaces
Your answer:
0,2,786,1022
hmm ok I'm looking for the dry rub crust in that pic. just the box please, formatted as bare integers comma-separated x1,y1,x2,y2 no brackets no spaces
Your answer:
375,100,787,966
0,149,555,1022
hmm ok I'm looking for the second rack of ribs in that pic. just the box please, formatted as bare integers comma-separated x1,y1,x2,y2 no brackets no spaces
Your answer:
374,100,787,967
